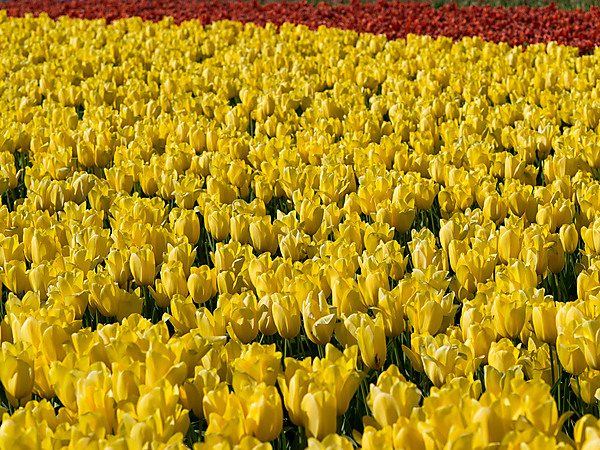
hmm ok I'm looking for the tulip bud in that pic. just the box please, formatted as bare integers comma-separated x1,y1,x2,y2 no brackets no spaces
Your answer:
230,213,252,244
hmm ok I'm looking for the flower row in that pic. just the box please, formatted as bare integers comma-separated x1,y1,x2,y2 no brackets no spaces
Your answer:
1,0,600,53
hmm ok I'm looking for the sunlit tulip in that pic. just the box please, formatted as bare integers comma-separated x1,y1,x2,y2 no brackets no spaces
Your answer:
488,338,522,373
492,292,528,339
571,369,600,405
239,382,283,442
559,223,579,255
367,366,421,427
0,349,34,407
272,294,302,339
130,246,155,287
173,208,201,245
303,292,336,346
161,260,189,301
250,217,279,254
498,227,522,264
532,302,558,345
353,312,386,370
377,289,405,338
301,390,338,440
207,208,230,242
188,265,217,304
1,260,30,294
575,320,600,371
557,332,587,376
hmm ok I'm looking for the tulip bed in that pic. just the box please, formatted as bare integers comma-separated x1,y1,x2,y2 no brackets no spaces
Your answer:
2,0,600,54
3,4,600,450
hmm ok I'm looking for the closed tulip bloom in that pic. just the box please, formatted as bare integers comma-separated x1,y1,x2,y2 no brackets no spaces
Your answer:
230,213,252,244
2,260,30,294
575,320,600,371
207,208,230,242
355,312,387,370
272,294,302,339
30,229,57,264
112,369,141,405
298,198,324,236
166,241,197,278
106,248,132,288
536,203,557,232
377,290,405,338
229,303,259,344
129,246,155,287
332,277,367,318
498,227,522,264
188,265,217,304
301,390,338,440
492,293,528,339
28,263,52,301
532,302,558,345
488,338,521,373
557,333,587,376
245,384,284,442
406,297,443,336
250,217,279,254
0,353,34,407
357,269,390,309
161,260,188,301
547,237,565,275
571,369,600,405
560,223,579,255
173,208,201,245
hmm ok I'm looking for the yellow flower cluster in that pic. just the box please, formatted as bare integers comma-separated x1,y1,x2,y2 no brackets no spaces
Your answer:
2,10,600,449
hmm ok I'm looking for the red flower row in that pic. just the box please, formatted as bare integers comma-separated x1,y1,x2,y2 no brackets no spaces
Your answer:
2,0,600,53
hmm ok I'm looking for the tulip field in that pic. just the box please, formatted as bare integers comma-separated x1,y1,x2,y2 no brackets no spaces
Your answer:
3,0,600,448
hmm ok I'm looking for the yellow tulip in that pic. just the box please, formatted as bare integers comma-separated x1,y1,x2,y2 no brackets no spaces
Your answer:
559,223,579,255
129,246,155,287
571,369,600,405
575,320,600,371
188,265,217,304
532,302,558,345
161,260,189,301
557,332,587,376
271,294,302,339
354,312,387,370
0,352,34,407
301,390,337,440
250,217,280,254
